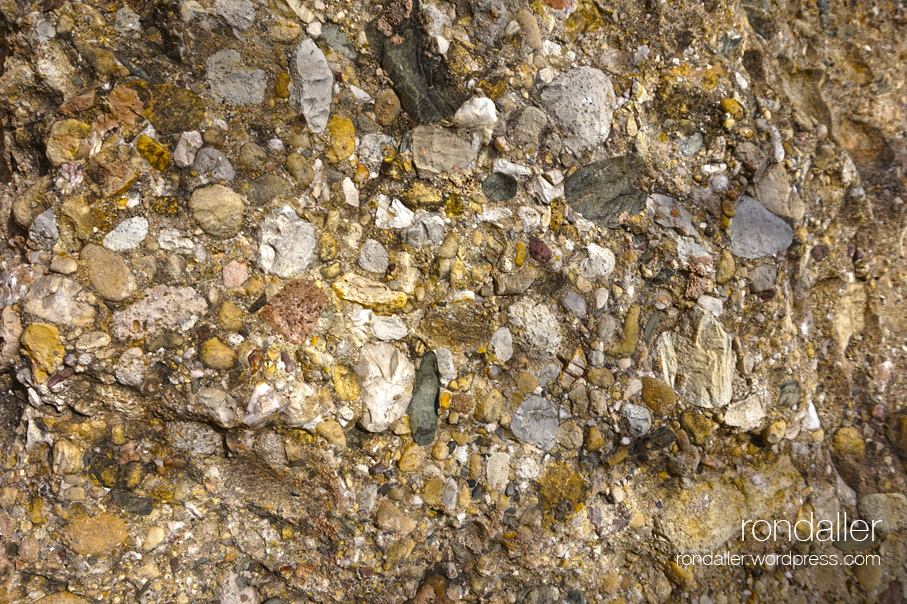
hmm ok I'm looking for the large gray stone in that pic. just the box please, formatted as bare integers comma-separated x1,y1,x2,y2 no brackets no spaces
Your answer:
206,49,266,105
511,395,559,450
540,67,616,153
730,195,794,259
565,155,647,228
407,351,440,446
291,39,333,133
654,306,734,409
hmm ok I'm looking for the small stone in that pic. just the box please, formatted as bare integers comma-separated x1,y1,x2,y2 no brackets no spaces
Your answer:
715,250,736,284
238,143,268,171
286,152,315,186
586,426,605,451
371,314,408,340
408,352,440,445
398,442,424,472
86,144,144,198
374,89,402,125
115,347,148,387
65,513,128,556
566,155,647,228
508,298,562,357
449,258,470,289
24,275,98,329
206,47,266,105
580,243,616,280
515,371,539,394
858,493,907,535
490,327,513,362
259,279,328,344
21,322,64,382
641,376,677,417
192,147,236,182
749,264,777,293
46,119,91,166
136,135,170,170
142,84,205,134
475,389,504,423
482,172,517,202
411,126,477,175
528,236,552,262
359,239,390,273
190,185,244,239
680,412,712,446
326,116,356,163
218,301,245,332
607,305,640,358
622,403,652,437
376,502,416,534
333,365,360,401
730,195,794,259
12,175,54,228
200,337,236,369
402,181,444,210
174,131,203,167
52,439,82,475
81,244,136,301
142,526,166,552
316,419,346,448
356,343,415,432
511,395,559,450
561,291,587,317
762,419,787,445
486,452,510,490
102,216,148,252
833,426,865,460
112,285,207,341
333,273,407,315
291,39,333,133
557,421,584,450
541,67,615,153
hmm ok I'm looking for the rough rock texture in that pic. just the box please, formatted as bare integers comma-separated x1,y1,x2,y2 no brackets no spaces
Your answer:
259,279,328,344
356,343,415,432
565,155,647,228
541,67,616,153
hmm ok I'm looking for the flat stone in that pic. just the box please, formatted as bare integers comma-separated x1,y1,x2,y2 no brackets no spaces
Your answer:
654,306,734,408
622,403,652,437
511,395,559,450
190,184,244,239
65,512,128,556
111,285,207,341
370,314,408,340
407,351,440,445
174,131,203,167
482,172,517,202
102,216,148,252
494,271,535,295
486,452,510,490
257,205,316,278
540,67,615,153
21,322,64,382
490,326,513,362
755,163,803,220
475,388,503,423
201,337,235,369
114,347,148,387
580,243,616,281
321,22,357,60
142,84,205,134
749,264,777,293
356,343,415,432
24,275,98,328
730,195,794,259
29,208,58,249
403,212,445,247
193,147,236,182
213,0,255,30
376,502,416,534
411,126,477,175
86,145,144,198
359,238,389,273
562,291,587,317
246,174,293,206
12,175,54,228
291,39,333,133
647,194,695,236
333,273,407,315
641,376,677,417
565,155,647,228
206,49,266,105
46,119,90,166
222,260,248,288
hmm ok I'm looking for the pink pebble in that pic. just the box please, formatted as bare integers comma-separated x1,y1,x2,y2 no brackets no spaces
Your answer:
222,260,248,289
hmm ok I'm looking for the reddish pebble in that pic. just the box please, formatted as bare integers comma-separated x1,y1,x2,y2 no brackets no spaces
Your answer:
222,260,248,289
528,236,552,262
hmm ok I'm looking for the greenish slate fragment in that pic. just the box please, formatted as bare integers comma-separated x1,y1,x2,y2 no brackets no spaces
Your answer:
408,351,440,446
365,19,455,124
111,489,154,515
565,155,647,229
321,23,357,61
643,310,661,347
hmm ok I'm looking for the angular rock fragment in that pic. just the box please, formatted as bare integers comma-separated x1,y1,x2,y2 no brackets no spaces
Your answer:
411,126,477,175
356,343,415,433
565,155,647,228
407,351,440,446
511,395,559,450
541,67,616,153
291,39,333,133
257,205,317,278
730,195,794,259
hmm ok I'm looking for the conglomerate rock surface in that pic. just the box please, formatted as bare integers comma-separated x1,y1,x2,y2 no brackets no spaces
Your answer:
0,0,906,602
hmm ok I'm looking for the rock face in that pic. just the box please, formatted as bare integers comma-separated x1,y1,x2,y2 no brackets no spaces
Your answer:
407,352,440,446
730,195,794,259
291,39,333,133
654,307,734,409
356,343,415,432
257,205,317,278
565,155,647,228
655,455,804,554
541,67,616,153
